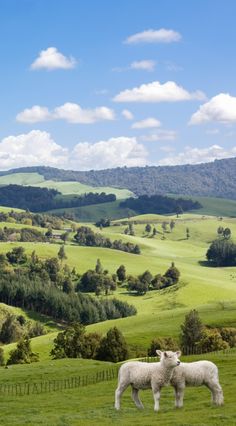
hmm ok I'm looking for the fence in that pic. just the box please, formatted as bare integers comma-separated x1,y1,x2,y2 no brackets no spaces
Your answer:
0,366,118,397
139,346,236,363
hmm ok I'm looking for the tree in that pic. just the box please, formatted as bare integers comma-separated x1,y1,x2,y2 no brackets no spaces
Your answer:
45,227,53,238
170,220,175,232
139,270,153,286
197,328,229,353
152,227,157,237
116,265,126,282
180,310,204,354
0,314,23,343
145,224,152,234
186,227,190,239
7,336,39,365
96,327,129,362
206,239,236,266
128,222,135,236
95,258,103,274
58,245,67,263
148,337,178,356
223,227,231,239
51,323,86,359
62,277,74,294
217,226,224,237
0,348,4,366
6,246,27,264
162,221,168,233
164,262,180,285
60,232,70,243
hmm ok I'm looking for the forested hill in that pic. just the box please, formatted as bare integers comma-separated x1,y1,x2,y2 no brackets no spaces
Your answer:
1,157,236,198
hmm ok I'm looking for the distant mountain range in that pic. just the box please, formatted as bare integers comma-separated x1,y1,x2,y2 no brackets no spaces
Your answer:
1,157,236,199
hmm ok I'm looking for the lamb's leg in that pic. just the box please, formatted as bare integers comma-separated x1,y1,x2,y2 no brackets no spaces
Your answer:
131,386,144,409
115,382,129,410
174,385,185,408
152,386,161,412
206,381,224,406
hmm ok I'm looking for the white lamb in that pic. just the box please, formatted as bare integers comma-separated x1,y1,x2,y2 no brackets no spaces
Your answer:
115,350,181,411
170,360,224,407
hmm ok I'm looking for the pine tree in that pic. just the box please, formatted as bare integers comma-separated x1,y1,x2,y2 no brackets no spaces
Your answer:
180,310,203,354
116,265,126,282
58,245,67,262
95,259,103,274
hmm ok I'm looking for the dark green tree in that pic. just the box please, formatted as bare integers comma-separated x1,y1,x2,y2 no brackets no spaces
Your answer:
116,265,126,282
180,310,203,354
145,224,152,234
51,323,86,359
95,258,103,274
96,327,129,362
58,245,67,263
7,336,39,365
164,262,180,285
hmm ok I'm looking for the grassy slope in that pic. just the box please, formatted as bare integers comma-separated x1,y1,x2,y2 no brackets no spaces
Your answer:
1,213,236,359
0,351,235,425
0,172,133,199
47,200,136,222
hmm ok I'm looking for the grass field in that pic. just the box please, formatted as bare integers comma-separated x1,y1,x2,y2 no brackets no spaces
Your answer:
0,351,235,425
0,172,133,199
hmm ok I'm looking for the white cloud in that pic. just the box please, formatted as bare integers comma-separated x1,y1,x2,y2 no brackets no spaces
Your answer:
16,106,51,123
16,103,115,124
140,130,177,141
125,28,181,44
31,47,76,70
113,81,206,103
189,93,236,125
158,144,236,166
54,103,115,123
0,130,68,169
0,132,148,170
130,60,156,71
132,118,161,129
70,137,148,170
122,109,134,120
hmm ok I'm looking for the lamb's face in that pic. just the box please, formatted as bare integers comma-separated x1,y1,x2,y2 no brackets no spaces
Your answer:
156,350,181,368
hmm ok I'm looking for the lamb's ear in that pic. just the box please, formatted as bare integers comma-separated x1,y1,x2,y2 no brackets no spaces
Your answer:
156,350,162,357
176,350,182,357
164,351,168,358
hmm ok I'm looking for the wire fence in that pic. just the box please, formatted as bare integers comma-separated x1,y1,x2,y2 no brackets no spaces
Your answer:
0,348,235,397
0,366,119,397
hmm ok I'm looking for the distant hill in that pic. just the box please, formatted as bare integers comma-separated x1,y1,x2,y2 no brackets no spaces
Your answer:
0,157,236,199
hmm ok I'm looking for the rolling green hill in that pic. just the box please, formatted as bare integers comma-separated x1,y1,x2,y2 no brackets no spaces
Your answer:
0,172,134,199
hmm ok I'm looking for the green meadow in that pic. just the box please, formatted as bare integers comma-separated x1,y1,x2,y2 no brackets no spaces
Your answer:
0,203,236,425
0,172,134,199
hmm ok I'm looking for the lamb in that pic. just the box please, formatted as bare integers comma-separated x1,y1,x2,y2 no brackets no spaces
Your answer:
115,350,181,411
170,360,224,408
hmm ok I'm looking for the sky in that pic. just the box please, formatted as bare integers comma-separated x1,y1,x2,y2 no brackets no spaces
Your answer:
1,0,236,171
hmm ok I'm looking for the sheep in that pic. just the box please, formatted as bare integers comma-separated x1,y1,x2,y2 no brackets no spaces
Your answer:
170,360,224,408
115,350,181,411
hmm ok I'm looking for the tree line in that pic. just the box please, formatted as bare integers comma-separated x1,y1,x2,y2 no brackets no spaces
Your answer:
120,195,202,215
74,226,141,254
0,185,116,212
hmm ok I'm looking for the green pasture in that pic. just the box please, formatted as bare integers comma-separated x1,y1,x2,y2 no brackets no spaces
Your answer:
1,213,236,359
0,172,133,199
0,351,235,426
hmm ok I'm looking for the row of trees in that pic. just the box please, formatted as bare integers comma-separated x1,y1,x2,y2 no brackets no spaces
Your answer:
74,226,141,254
148,309,236,356
0,185,117,212
0,210,64,230
0,314,45,344
206,238,236,266
120,195,202,215
0,227,47,243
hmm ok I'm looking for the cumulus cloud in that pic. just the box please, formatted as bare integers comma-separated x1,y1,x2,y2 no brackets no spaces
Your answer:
140,129,177,141
16,106,51,123
158,144,236,166
54,103,115,123
70,137,148,170
122,109,134,120
17,103,115,124
0,132,148,170
130,60,156,71
125,28,181,44
0,130,68,169
113,81,206,103
132,118,161,129
189,93,236,125
31,47,76,70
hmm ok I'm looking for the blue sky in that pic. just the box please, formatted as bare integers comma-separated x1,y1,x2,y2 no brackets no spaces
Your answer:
1,0,236,170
